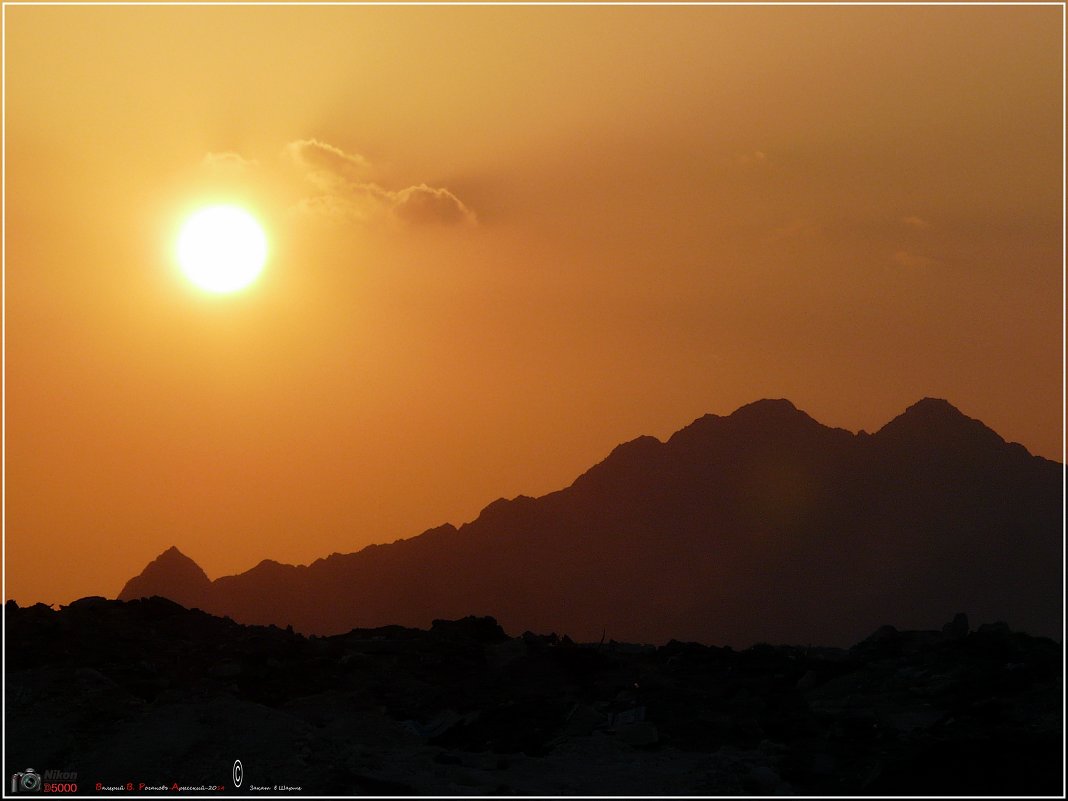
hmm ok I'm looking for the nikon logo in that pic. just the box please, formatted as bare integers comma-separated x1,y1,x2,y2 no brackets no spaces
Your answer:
42,771,77,782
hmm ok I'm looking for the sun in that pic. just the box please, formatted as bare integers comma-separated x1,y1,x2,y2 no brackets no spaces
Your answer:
176,205,268,293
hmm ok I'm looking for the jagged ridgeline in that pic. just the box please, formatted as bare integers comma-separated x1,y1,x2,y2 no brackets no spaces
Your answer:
118,398,1062,647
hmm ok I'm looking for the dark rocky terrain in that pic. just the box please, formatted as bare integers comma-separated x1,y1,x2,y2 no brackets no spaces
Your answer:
119,398,1062,647
5,597,1062,795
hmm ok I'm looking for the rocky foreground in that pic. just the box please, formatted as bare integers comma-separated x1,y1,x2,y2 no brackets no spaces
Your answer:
5,597,1062,795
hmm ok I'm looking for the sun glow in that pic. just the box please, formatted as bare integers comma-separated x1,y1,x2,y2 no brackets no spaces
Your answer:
177,205,268,293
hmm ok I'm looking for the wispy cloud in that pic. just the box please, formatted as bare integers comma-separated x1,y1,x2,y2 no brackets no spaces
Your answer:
392,185,474,226
201,152,257,174
284,139,370,185
284,139,475,226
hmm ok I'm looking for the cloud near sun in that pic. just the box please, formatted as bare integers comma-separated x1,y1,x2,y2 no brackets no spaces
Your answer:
201,151,258,174
284,138,475,226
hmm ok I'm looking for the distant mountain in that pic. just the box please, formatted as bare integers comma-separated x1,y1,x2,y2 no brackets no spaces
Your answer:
118,399,1063,646
117,546,211,611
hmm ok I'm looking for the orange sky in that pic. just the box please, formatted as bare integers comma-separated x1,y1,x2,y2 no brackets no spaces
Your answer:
4,5,1063,607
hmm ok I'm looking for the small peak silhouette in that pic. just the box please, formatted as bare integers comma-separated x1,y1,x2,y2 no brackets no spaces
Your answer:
158,545,192,562
729,397,801,418
118,546,210,609
881,397,974,427
667,398,831,453
875,397,1008,455
907,396,962,413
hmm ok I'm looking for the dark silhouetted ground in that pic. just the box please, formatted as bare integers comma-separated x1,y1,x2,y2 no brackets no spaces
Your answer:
5,597,1062,795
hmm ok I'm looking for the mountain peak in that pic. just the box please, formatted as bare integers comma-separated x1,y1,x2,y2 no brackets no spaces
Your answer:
146,545,203,570
875,398,1005,452
882,397,975,428
902,397,966,418
728,398,804,421
159,545,192,562
736,397,798,412
117,546,211,608
668,398,823,450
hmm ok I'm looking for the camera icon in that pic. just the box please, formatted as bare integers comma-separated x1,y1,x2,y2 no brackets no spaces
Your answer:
11,768,42,793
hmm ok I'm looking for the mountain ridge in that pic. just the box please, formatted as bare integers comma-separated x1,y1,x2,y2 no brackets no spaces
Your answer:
117,398,1062,646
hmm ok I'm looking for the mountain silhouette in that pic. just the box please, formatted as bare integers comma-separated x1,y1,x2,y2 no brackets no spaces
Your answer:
117,545,211,611
118,399,1062,646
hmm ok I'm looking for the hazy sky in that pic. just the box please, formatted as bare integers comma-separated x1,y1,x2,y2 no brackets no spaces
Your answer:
5,4,1063,607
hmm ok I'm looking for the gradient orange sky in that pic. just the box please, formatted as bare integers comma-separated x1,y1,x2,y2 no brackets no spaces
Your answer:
4,4,1063,607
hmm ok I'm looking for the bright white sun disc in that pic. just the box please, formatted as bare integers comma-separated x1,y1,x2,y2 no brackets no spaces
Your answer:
177,205,267,293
